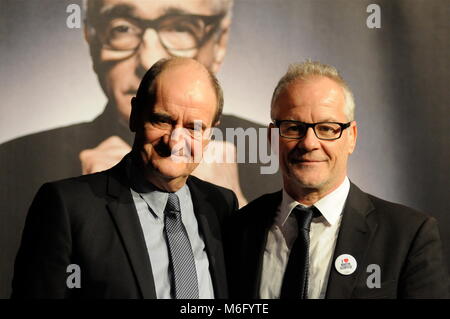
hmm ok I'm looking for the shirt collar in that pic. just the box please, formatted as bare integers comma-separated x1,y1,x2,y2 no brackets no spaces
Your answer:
278,177,350,227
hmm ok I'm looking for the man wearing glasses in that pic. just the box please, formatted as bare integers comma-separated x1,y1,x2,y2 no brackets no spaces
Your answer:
226,61,449,299
1,0,281,297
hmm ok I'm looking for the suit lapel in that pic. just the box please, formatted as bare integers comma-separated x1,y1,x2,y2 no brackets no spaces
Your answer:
187,177,228,298
106,158,157,299
325,183,377,299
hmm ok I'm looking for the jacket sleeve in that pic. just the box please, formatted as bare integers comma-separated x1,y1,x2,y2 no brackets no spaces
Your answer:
11,182,73,299
399,216,449,298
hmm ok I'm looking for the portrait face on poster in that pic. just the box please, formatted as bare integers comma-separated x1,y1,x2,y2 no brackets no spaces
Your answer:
85,0,231,125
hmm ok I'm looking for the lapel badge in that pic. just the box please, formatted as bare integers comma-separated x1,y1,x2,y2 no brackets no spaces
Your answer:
335,254,357,275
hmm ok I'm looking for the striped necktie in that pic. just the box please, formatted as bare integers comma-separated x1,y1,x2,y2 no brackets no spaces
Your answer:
164,193,199,299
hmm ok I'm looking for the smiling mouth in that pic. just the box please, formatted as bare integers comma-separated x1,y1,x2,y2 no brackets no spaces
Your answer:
291,159,324,164
154,143,171,158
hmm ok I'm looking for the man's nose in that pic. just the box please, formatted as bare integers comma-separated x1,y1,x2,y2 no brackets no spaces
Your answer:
136,29,171,75
297,127,320,151
163,126,190,146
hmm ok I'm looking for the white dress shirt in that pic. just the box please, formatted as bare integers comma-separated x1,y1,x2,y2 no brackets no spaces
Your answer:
259,177,350,299
127,156,214,299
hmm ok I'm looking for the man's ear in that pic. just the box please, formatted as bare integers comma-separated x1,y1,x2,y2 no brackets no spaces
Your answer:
210,16,232,73
129,97,138,132
348,121,358,154
268,122,275,145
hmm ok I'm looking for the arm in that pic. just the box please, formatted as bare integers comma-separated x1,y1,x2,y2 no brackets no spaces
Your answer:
11,183,73,298
399,217,449,298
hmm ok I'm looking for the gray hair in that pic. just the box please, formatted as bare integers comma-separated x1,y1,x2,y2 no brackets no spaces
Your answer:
271,60,356,121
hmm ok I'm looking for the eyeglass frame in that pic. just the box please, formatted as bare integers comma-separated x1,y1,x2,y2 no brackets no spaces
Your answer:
273,120,352,140
89,12,226,57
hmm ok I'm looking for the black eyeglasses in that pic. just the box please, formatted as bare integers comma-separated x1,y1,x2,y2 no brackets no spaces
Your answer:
91,13,225,58
273,120,352,140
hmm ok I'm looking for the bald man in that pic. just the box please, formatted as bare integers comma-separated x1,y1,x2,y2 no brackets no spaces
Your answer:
12,58,238,299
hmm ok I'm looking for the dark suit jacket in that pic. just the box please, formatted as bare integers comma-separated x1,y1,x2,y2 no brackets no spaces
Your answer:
0,109,281,298
226,183,449,299
11,156,238,298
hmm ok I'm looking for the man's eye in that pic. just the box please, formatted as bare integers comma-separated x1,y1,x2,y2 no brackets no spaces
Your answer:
106,19,140,37
186,127,203,136
150,118,172,128
155,120,171,125
318,125,336,132
112,25,131,33
161,17,202,35
186,125,200,131
286,125,301,132
170,24,196,34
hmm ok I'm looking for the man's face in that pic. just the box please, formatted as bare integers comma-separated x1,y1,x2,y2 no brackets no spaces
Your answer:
131,61,217,182
86,0,230,124
271,76,357,196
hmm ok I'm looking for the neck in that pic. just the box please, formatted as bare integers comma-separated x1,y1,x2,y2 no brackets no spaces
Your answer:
130,150,187,193
145,172,188,193
284,177,346,206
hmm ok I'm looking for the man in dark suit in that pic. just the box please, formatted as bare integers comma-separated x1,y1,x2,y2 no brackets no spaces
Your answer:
227,61,449,299
12,57,238,298
0,0,281,298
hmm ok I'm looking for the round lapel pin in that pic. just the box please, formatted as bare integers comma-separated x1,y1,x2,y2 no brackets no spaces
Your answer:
335,254,357,275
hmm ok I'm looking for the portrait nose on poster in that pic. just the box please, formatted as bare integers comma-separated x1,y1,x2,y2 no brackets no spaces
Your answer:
136,28,171,71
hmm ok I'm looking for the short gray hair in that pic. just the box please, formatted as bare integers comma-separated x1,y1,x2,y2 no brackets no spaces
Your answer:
271,60,355,121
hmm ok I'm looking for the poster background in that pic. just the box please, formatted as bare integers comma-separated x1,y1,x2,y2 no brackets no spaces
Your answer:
1,0,449,297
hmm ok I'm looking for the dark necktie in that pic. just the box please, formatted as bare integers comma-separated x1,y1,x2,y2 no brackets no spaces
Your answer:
280,205,318,299
164,193,199,299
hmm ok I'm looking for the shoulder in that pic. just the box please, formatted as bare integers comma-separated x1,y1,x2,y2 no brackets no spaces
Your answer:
356,187,448,298
187,176,239,212
237,190,282,222
36,169,111,203
187,176,239,227
368,192,432,226
240,191,281,212
352,184,437,235
26,170,109,224
27,169,116,233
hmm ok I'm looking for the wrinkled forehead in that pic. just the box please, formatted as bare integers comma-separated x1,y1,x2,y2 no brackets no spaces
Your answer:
86,0,229,20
